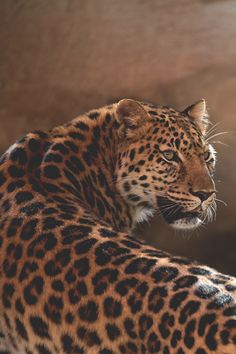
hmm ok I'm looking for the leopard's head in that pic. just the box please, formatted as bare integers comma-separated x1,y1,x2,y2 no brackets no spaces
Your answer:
115,99,216,230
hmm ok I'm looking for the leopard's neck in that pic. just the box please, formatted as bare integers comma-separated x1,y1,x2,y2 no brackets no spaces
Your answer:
35,106,135,232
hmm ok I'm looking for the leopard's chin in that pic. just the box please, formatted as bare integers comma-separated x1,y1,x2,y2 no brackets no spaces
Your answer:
170,216,202,230
157,197,202,230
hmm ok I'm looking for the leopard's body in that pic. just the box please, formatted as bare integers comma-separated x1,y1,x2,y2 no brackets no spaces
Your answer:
0,99,235,354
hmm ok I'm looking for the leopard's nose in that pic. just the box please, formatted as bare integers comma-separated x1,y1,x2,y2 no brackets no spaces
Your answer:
190,189,215,202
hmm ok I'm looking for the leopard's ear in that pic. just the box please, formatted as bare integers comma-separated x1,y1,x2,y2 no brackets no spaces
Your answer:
182,99,209,135
116,99,150,139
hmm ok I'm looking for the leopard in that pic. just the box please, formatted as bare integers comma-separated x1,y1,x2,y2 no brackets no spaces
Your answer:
0,98,235,354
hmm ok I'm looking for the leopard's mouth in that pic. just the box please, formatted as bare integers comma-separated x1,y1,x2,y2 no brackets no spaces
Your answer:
157,197,202,230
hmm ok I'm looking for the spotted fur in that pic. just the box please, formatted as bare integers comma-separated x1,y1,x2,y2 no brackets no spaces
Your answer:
0,99,235,354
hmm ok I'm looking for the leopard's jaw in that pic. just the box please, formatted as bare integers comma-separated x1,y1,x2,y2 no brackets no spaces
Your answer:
170,216,202,230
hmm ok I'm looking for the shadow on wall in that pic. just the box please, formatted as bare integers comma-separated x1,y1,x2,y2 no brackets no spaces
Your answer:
0,0,236,275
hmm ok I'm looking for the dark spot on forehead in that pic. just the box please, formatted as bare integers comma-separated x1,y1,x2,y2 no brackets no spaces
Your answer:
175,139,180,149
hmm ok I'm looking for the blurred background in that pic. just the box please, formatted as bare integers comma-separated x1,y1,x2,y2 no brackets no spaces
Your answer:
0,0,235,275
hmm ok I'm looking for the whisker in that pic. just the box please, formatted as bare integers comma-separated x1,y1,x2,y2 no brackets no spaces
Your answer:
202,212,208,222
210,204,216,221
155,203,177,217
210,140,231,148
207,208,213,223
205,122,222,138
205,209,209,223
213,204,217,221
164,207,179,218
215,198,227,207
206,131,232,142
155,202,182,220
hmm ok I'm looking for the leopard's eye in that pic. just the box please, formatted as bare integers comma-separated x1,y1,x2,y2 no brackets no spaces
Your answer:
162,150,176,162
204,150,211,161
